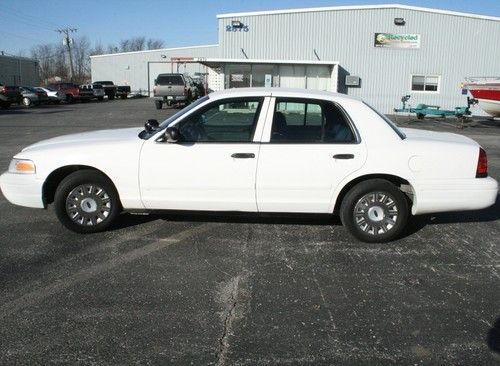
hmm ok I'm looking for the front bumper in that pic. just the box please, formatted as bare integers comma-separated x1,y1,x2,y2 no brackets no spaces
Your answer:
0,172,45,208
412,177,498,215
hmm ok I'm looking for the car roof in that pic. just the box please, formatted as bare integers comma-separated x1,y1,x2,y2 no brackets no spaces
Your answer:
208,87,362,102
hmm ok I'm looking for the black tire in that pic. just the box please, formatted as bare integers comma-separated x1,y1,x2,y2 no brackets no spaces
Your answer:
155,100,163,110
120,95,127,100
108,94,115,100
66,94,73,103
340,179,409,243
416,113,424,120
54,100,61,105
54,170,122,233
97,96,104,101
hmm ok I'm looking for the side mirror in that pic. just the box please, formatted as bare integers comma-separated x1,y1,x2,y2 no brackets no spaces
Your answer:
145,119,159,133
165,126,180,143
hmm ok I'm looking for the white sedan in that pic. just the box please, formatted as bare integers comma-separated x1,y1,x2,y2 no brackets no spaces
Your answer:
0,88,497,242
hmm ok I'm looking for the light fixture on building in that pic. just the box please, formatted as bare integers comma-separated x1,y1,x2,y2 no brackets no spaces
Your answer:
394,17,406,26
231,20,243,28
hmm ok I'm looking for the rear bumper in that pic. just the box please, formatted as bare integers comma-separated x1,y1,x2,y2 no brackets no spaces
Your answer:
0,172,45,208
154,95,187,102
412,177,498,215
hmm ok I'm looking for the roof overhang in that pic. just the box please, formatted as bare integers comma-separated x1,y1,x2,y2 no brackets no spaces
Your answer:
197,58,339,68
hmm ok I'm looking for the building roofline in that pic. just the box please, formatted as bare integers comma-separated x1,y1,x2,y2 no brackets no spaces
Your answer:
89,44,219,59
216,3,500,22
0,54,38,62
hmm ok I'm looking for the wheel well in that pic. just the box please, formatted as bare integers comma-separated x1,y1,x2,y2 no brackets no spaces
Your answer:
42,165,117,206
333,174,414,214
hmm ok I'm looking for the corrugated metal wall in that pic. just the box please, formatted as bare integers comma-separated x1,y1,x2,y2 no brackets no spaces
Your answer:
218,8,500,113
90,45,220,95
0,55,39,86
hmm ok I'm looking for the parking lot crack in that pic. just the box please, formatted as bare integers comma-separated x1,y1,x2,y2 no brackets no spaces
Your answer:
215,271,250,366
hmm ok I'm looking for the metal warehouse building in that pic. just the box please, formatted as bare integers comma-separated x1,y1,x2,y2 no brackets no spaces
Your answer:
90,4,500,113
0,54,39,86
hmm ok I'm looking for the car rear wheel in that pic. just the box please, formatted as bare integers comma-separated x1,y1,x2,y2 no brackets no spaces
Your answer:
22,97,32,107
340,179,409,243
155,100,163,109
54,170,121,233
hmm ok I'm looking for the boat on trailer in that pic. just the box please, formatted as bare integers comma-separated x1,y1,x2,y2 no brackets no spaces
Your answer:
464,77,500,117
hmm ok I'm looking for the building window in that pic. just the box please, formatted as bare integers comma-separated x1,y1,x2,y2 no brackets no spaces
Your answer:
411,75,440,92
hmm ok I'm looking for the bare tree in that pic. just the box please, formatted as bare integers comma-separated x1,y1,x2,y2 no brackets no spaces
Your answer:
72,36,91,83
31,44,55,82
130,37,146,51
147,38,165,50
90,42,105,56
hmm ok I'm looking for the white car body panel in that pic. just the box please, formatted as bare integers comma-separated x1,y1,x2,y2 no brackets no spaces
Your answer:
2,128,146,209
0,88,497,220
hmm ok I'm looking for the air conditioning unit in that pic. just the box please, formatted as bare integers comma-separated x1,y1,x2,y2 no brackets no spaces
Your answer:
345,75,361,87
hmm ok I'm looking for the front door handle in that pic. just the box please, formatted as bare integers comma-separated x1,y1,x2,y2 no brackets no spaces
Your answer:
231,153,255,159
333,154,354,159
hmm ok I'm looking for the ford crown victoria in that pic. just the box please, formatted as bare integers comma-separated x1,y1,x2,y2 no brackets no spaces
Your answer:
0,88,497,242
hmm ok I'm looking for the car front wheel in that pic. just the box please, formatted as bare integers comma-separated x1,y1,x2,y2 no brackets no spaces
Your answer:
54,170,121,233
340,179,409,243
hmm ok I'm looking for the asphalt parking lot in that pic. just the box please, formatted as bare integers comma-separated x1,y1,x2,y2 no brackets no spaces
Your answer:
0,98,499,365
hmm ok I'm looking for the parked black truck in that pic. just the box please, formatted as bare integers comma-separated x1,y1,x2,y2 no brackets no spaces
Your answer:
92,81,131,100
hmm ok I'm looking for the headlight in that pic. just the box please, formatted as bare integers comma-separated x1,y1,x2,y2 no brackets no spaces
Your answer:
8,159,36,174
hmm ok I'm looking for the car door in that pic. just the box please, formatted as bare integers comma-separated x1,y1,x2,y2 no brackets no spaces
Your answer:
256,97,367,213
139,96,270,211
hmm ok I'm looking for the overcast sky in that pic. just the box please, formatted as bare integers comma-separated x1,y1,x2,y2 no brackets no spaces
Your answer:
1,0,499,56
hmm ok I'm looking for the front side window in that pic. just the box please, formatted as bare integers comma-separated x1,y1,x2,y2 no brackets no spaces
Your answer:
177,98,263,142
411,75,439,92
271,98,356,143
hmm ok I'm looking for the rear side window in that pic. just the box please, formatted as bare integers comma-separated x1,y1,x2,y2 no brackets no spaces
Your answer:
156,75,184,86
271,98,356,143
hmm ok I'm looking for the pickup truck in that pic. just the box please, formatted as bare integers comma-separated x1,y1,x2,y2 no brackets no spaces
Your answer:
47,83,81,103
0,84,22,108
80,84,105,101
153,73,198,109
93,81,131,100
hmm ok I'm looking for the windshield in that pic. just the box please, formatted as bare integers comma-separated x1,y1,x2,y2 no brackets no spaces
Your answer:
140,96,210,139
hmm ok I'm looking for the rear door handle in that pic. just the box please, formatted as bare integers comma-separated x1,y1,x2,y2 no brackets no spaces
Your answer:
333,154,355,159
231,153,255,159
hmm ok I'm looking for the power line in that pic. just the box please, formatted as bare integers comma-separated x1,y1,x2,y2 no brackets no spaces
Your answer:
0,5,61,29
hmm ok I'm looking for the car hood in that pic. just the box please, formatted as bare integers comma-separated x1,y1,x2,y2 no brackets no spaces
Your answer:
400,128,479,146
22,127,144,152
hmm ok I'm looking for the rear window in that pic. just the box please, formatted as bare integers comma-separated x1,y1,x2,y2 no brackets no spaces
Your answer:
156,75,184,86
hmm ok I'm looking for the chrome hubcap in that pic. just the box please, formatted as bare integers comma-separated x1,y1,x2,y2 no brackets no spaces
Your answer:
354,192,398,235
66,184,111,226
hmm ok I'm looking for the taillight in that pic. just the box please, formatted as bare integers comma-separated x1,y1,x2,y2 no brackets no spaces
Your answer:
476,148,488,178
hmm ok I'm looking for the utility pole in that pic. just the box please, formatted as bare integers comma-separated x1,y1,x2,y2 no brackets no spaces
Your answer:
56,27,77,81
